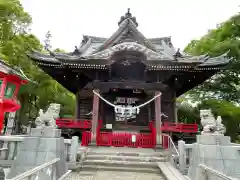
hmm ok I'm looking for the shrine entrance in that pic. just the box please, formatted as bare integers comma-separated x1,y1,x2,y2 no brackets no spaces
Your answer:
81,89,163,148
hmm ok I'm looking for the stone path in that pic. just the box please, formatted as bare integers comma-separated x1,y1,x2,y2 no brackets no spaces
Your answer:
66,171,164,180
66,147,166,180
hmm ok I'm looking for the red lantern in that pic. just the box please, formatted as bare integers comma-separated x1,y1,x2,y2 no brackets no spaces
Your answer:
0,61,28,133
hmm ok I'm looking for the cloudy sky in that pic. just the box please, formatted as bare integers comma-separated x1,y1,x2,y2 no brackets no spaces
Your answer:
20,0,239,52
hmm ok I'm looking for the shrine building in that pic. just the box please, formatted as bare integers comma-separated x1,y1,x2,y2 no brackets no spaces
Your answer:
28,9,231,146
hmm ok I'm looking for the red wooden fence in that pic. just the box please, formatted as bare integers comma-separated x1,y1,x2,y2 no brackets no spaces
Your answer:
56,118,198,133
96,132,155,148
56,119,103,129
57,119,198,149
149,121,198,133
81,121,167,148
81,130,168,149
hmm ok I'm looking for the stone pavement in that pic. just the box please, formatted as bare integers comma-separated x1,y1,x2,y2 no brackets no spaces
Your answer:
65,170,164,180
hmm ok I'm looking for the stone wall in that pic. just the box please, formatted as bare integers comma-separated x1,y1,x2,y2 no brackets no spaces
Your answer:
6,127,68,179
187,134,240,180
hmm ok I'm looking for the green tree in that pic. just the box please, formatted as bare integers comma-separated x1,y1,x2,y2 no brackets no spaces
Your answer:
184,13,240,102
0,0,75,131
177,102,198,124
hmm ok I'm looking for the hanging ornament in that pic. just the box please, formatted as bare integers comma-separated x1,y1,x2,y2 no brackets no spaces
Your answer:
93,90,162,121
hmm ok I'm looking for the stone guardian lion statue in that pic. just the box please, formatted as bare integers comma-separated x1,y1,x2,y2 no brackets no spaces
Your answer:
200,109,226,135
35,103,61,128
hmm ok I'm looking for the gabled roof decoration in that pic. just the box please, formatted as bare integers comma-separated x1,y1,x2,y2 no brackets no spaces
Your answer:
94,10,156,53
28,9,232,69
118,8,138,27
84,42,173,60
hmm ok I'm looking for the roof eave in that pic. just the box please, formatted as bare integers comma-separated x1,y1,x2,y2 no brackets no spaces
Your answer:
28,51,62,64
0,59,34,83
198,52,232,67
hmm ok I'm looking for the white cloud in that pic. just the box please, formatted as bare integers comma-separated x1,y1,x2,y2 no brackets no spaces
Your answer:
20,0,239,52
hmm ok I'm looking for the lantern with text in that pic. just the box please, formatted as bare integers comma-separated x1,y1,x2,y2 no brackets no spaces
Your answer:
0,72,28,133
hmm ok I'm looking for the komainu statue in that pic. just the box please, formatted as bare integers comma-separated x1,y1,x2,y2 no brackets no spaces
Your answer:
216,116,226,134
35,103,61,128
200,109,226,135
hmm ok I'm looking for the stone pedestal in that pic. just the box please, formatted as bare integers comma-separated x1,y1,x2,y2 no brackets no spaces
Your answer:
6,127,68,179
188,134,240,180
0,167,5,180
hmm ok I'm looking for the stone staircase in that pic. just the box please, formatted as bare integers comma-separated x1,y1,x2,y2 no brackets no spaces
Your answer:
78,147,168,174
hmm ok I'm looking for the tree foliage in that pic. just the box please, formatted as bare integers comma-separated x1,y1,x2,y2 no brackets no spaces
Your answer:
0,0,75,130
177,99,240,141
184,13,240,102
180,13,240,141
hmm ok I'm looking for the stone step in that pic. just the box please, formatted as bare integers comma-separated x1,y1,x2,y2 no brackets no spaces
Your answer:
86,150,166,157
78,147,168,174
83,159,160,168
79,165,161,174
85,154,167,162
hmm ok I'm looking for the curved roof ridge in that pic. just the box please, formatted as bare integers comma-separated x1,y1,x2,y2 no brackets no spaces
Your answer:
84,42,173,60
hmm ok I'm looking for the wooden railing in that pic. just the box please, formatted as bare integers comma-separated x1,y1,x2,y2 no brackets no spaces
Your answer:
0,135,79,167
56,119,103,129
57,119,198,133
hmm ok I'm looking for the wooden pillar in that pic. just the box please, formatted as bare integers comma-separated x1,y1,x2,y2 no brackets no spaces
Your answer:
173,91,178,123
148,103,151,123
91,89,100,145
155,91,162,145
75,91,79,119
174,104,178,123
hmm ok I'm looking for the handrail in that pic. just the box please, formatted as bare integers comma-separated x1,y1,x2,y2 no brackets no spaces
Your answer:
163,133,179,156
0,136,72,144
0,136,25,141
57,170,72,180
199,164,238,180
6,158,60,180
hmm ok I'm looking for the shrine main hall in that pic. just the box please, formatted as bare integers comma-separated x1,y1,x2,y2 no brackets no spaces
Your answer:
28,9,230,145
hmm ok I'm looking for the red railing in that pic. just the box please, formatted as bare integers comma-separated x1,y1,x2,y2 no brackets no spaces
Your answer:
82,122,155,148
57,118,198,133
96,132,155,148
56,119,103,129
81,131,91,146
162,134,169,149
149,121,198,133
81,131,169,149
60,119,197,149
149,121,168,149
56,118,198,133
163,122,198,133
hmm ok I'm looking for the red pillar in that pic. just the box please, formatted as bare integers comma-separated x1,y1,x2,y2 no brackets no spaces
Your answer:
91,89,100,145
154,91,162,146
